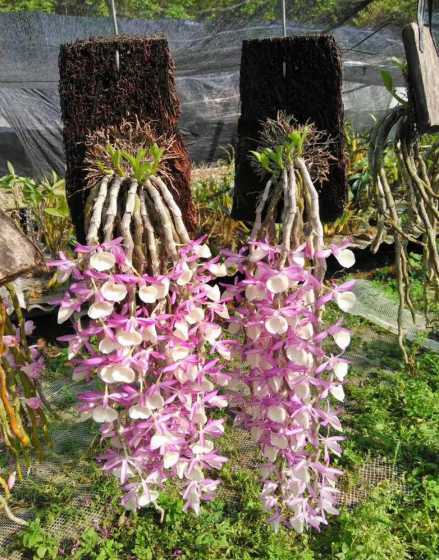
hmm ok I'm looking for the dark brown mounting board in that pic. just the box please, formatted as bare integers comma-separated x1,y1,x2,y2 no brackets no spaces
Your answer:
232,35,346,224
403,23,439,133
59,36,195,243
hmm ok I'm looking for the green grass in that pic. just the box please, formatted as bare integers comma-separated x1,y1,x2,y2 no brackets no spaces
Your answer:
8,319,439,560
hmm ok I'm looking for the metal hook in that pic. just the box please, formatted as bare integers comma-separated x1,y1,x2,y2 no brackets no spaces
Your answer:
110,0,120,72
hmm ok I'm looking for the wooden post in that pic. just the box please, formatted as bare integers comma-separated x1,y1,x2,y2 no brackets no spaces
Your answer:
232,35,346,224
59,37,195,243
403,23,439,133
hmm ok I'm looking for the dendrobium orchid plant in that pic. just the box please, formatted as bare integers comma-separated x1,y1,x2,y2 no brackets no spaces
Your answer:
50,238,232,515
223,239,356,533
50,115,356,533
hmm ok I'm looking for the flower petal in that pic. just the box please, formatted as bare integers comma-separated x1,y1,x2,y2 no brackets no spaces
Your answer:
92,406,118,423
139,285,159,304
90,252,116,272
265,314,288,335
335,291,356,312
335,248,355,269
266,273,289,294
88,301,114,320
101,280,127,302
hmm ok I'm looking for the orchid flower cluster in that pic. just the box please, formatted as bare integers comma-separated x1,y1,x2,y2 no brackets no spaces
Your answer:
50,238,233,514
223,239,356,533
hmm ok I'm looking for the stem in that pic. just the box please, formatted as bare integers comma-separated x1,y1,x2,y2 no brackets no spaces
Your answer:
87,175,112,245
120,179,138,265
296,157,326,282
150,175,190,244
104,176,123,242
144,180,178,263
0,495,28,526
279,165,297,267
139,188,160,276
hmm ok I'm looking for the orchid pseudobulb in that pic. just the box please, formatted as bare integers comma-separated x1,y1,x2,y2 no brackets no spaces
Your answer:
223,239,355,533
50,238,232,514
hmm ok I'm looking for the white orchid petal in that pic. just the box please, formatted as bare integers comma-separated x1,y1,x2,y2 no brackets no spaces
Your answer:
143,324,158,343
57,306,75,324
330,384,345,402
204,284,221,303
174,321,189,340
196,244,212,259
333,330,351,350
263,445,279,462
92,406,118,423
209,263,227,277
101,280,127,302
150,434,172,450
88,301,114,320
286,347,313,368
129,405,152,420
249,247,268,262
116,329,143,347
185,306,205,324
271,433,288,449
246,325,261,341
336,249,355,269
155,279,170,299
335,291,357,312
90,252,115,272
99,337,121,354
265,314,288,335
267,405,287,423
266,273,289,294
169,345,190,361
164,451,180,469
139,285,159,304
177,265,193,286
145,393,164,410
245,284,265,302
334,361,349,381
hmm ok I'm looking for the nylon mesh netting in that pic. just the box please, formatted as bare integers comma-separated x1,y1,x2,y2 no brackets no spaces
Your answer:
0,1,416,177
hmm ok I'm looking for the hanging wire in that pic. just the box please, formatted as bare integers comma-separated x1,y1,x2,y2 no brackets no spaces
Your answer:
282,0,287,78
282,0,287,37
110,0,120,72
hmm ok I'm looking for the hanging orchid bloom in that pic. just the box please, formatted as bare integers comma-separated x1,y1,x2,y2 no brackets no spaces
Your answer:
225,239,355,533
50,237,230,515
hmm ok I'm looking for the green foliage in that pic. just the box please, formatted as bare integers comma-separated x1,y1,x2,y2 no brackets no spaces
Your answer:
13,333,439,560
0,0,416,27
251,124,312,178
21,519,59,559
0,163,74,255
102,144,164,183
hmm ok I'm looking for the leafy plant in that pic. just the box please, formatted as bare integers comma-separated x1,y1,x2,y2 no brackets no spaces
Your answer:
0,163,74,256
21,519,59,559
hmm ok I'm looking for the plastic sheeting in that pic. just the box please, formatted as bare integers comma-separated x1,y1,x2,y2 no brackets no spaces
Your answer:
0,11,407,178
